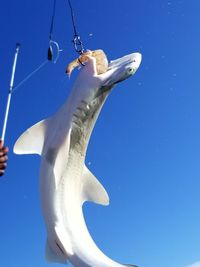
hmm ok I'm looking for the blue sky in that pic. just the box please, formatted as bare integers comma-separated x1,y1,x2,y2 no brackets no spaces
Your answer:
0,1,200,267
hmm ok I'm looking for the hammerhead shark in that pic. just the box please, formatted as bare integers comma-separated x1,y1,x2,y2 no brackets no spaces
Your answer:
14,51,142,267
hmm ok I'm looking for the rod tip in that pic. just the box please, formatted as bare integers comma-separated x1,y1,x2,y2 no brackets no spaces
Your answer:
16,43,21,49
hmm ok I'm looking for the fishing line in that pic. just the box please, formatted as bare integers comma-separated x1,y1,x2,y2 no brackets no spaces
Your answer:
14,0,61,93
67,0,85,55
49,0,57,40
9,0,64,93
48,0,62,63
49,0,85,58
13,60,48,92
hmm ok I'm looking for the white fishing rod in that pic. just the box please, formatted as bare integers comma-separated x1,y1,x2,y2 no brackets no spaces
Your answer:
1,43,20,143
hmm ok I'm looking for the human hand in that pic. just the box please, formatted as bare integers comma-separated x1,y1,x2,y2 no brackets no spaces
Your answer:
0,140,9,176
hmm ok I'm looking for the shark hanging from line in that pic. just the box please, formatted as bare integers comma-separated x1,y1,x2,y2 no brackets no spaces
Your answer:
14,50,142,267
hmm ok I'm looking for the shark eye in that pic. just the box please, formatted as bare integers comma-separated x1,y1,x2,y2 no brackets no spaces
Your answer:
126,67,136,76
128,68,134,73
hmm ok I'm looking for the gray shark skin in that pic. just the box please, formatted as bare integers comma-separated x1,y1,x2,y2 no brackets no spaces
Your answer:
14,52,142,267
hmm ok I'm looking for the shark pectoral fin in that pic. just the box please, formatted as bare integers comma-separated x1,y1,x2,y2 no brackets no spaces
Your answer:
46,239,67,264
14,119,48,155
82,165,110,206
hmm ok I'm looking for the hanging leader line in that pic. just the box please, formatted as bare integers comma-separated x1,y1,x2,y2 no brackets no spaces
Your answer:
49,0,57,41
67,0,85,55
1,43,20,142
48,0,61,63
13,0,62,93
14,0,62,92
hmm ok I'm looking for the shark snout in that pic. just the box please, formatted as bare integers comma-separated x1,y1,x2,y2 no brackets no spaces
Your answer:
108,52,142,70
104,52,142,86
128,52,142,74
132,52,142,67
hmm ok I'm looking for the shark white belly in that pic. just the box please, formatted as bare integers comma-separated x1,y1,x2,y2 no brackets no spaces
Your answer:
14,52,142,267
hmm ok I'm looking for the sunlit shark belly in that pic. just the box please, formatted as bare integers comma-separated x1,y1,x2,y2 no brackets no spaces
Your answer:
54,92,114,261
41,87,127,267
40,90,108,225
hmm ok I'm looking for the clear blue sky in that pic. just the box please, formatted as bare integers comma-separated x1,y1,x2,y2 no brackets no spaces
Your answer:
0,1,200,267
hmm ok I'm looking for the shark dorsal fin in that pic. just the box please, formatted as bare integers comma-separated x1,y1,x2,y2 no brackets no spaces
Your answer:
82,165,109,206
14,119,48,155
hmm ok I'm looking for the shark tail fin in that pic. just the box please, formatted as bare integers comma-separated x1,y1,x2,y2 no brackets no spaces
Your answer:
13,119,48,156
82,165,110,206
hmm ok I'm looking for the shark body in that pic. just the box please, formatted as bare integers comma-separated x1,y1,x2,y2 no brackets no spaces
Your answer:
14,52,142,267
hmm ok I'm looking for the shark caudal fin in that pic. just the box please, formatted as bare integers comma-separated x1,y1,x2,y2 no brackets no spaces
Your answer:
81,165,109,205
14,119,49,155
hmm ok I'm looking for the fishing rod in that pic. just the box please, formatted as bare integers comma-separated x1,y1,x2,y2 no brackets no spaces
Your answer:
1,43,20,142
